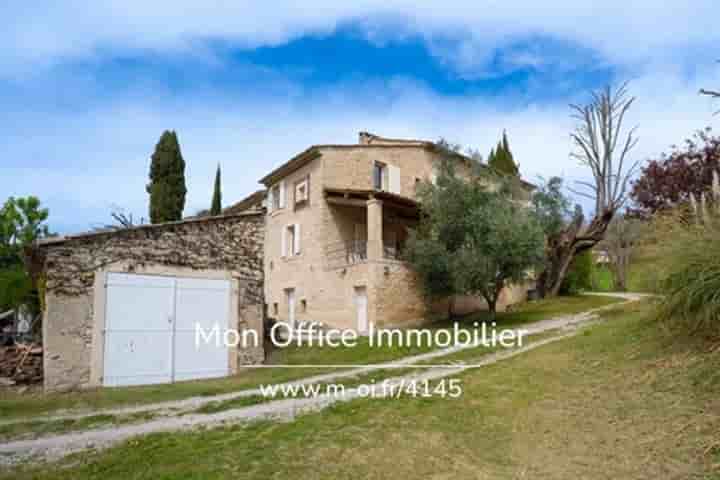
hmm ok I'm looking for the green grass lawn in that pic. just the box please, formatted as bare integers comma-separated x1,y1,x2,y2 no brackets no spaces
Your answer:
0,294,624,422
5,299,719,479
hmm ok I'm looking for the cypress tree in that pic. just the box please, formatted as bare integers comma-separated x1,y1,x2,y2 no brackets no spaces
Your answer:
210,164,222,216
146,130,187,223
489,130,520,176
487,147,496,167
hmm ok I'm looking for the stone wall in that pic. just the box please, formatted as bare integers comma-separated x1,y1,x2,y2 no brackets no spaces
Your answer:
40,213,265,391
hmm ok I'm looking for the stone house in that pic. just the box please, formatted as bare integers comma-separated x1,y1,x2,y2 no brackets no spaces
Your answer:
261,132,532,332
37,131,532,391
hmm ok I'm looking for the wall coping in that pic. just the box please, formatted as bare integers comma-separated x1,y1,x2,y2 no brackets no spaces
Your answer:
37,212,264,247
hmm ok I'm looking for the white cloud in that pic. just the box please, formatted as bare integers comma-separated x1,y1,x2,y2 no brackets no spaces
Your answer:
2,63,719,233
3,1,720,77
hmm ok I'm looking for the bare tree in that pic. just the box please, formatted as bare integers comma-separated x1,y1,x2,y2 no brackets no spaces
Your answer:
537,83,640,297
597,215,642,291
92,205,145,231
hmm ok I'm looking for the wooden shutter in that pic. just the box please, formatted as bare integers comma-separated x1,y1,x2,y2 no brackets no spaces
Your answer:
279,180,287,208
388,165,401,194
267,187,274,213
293,224,301,255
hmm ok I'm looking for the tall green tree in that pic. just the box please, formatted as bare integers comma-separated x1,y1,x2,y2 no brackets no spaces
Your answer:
0,196,52,312
146,130,187,223
489,131,520,176
210,164,222,216
405,157,545,317
0,197,51,268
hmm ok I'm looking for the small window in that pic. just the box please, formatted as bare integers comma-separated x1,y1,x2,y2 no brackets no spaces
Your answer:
300,299,307,312
273,303,279,316
286,225,295,256
373,162,387,190
294,176,309,208
284,224,301,257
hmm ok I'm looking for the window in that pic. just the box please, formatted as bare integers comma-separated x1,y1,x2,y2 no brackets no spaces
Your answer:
294,175,309,208
273,303,278,316
373,161,387,190
287,225,295,256
282,224,301,257
300,299,307,313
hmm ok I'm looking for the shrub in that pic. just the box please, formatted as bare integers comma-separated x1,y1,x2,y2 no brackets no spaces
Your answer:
560,250,594,295
654,207,720,335
0,266,34,312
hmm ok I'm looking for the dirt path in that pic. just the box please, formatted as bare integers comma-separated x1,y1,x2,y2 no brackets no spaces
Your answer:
0,293,646,464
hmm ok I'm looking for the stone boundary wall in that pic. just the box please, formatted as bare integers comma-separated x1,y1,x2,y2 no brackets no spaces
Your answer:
39,213,265,391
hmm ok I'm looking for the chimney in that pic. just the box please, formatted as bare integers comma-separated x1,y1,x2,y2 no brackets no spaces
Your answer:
358,131,374,145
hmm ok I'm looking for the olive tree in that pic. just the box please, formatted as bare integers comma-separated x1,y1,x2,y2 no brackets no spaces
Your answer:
405,158,544,317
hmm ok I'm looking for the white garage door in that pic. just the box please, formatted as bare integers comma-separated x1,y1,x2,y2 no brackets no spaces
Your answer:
103,273,231,387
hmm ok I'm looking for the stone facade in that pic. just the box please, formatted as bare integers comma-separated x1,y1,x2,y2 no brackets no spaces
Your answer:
261,132,532,332
40,213,265,391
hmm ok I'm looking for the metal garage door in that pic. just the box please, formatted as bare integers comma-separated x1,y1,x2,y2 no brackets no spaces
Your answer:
103,273,230,387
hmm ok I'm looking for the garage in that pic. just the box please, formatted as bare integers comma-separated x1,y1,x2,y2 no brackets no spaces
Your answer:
37,213,266,391
103,273,231,387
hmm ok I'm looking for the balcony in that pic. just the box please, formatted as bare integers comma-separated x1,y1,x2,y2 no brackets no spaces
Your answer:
383,243,403,260
325,240,367,269
325,240,406,268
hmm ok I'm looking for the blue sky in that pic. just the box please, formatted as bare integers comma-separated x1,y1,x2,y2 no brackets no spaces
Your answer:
2,2,720,233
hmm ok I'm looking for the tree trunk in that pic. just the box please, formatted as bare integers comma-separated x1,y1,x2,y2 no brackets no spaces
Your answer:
538,208,615,298
447,296,456,319
486,298,497,320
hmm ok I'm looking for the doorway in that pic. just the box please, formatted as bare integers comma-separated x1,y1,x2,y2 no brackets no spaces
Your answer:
354,286,368,333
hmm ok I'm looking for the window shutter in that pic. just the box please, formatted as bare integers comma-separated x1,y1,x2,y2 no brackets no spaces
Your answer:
388,165,401,194
279,180,286,208
281,225,287,257
306,175,310,205
293,224,301,255
267,187,274,213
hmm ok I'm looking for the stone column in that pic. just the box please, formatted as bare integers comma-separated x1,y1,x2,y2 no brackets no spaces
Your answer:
366,199,383,261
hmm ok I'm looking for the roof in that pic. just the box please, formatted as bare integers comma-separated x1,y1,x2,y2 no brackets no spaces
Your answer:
258,132,536,190
224,189,266,214
323,187,420,208
258,142,442,186
37,211,263,247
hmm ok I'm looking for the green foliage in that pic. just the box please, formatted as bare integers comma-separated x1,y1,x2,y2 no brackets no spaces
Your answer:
591,265,615,292
0,266,33,312
405,159,545,314
210,164,222,216
0,196,52,312
651,207,720,335
147,130,187,223
0,196,51,269
560,250,594,295
531,176,572,238
489,131,520,176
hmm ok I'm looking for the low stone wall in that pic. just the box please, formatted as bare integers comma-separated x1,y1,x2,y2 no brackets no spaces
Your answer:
40,213,265,391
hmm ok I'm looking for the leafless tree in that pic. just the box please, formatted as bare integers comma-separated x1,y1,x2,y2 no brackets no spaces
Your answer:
93,205,145,231
597,215,642,291
538,83,640,297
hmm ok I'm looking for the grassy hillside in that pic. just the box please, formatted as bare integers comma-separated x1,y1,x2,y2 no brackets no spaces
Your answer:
5,300,720,479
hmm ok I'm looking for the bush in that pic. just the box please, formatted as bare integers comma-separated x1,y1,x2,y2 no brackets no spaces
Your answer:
560,250,594,295
654,208,720,335
591,265,614,292
0,266,34,312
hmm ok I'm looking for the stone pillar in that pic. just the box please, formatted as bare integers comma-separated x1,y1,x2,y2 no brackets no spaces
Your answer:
366,199,383,261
